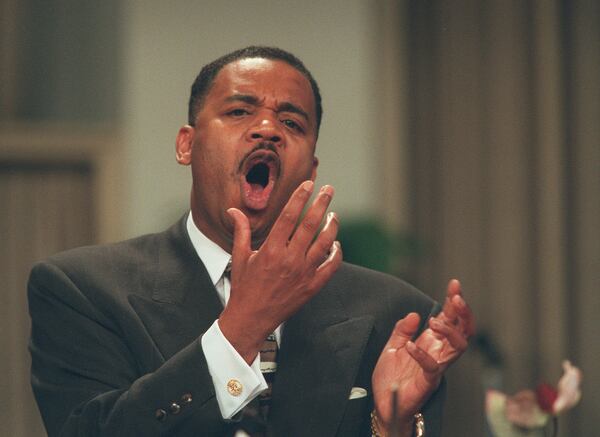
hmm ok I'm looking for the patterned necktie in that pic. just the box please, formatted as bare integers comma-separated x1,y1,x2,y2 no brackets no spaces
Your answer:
257,333,277,418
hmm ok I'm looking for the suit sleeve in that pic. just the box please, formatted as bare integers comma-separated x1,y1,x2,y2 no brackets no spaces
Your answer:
28,261,227,437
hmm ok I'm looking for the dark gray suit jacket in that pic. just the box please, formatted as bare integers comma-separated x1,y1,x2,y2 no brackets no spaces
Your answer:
28,217,445,436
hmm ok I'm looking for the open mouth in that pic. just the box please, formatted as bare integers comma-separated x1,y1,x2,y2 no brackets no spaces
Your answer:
240,151,280,211
246,162,270,188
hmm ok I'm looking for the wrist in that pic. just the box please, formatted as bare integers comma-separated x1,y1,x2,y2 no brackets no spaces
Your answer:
217,314,264,364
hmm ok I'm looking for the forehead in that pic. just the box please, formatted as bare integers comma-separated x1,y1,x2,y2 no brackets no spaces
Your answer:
206,58,316,119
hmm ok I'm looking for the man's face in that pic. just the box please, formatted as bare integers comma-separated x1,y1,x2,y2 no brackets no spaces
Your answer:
176,58,319,251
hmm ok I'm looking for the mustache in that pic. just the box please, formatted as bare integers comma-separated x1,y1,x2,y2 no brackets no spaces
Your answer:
237,142,279,173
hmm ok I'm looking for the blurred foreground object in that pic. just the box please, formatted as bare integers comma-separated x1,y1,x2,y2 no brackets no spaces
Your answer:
486,361,582,436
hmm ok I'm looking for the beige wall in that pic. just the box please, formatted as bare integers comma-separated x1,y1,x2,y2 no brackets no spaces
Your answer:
120,0,385,237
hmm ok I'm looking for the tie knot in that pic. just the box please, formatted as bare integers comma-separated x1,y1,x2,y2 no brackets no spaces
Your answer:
224,259,232,276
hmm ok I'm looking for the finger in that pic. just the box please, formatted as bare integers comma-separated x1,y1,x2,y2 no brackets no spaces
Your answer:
305,211,338,269
266,180,314,247
451,294,476,337
405,341,440,375
429,318,468,353
447,278,462,298
383,313,421,351
310,240,343,290
288,185,334,253
227,208,252,264
438,279,462,324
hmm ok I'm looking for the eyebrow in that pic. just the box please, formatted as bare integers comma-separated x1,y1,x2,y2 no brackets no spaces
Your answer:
225,94,259,105
225,94,309,121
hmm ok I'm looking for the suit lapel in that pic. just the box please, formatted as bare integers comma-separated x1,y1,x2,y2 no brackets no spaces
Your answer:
270,286,374,436
128,217,224,361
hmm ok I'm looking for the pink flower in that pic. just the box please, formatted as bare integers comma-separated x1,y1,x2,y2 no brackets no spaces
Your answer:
486,390,548,436
485,360,582,436
505,389,549,428
553,360,582,414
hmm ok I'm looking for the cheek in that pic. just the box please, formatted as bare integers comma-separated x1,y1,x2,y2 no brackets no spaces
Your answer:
195,152,241,200
195,131,242,178
287,150,317,180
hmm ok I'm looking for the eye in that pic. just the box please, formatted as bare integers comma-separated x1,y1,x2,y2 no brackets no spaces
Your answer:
282,119,303,132
227,108,249,117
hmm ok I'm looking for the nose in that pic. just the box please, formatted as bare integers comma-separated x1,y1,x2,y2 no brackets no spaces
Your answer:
246,115,282,145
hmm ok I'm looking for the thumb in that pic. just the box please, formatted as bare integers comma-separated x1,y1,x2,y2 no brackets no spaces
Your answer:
384,312,421,350
227,208,251,264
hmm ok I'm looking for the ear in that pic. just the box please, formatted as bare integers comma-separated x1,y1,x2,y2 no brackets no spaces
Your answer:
175,125,194,165
310,156,319,181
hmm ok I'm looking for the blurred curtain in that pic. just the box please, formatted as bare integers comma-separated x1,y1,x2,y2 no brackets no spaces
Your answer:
0,0,120,123
405,0,599,436
0,163,95,436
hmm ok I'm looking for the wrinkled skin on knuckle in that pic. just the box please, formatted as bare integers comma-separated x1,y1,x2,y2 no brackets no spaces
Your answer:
307,240,330,267
261,245,279,262
279,257,296,278
317,237,333,255
280,210,296,226
301,217,319,233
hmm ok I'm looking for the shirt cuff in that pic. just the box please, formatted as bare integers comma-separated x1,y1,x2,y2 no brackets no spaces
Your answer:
201,319,267,419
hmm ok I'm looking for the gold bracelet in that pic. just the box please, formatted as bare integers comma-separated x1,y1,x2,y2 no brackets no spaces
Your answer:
370,410,425,437
414,412,425,437
370,410,383,437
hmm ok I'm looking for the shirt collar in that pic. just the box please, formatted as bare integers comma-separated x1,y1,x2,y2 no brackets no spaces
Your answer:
186,212,231,286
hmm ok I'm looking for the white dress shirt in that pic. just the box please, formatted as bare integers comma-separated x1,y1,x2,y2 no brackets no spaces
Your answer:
186,213,281,419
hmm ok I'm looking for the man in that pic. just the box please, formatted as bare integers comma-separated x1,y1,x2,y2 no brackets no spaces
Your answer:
28,46,474,436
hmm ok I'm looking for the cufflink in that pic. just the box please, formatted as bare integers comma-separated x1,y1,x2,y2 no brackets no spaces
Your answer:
227,379,243,396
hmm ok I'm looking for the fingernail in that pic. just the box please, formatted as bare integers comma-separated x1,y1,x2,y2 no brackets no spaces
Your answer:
327,211,338,223
320,185,335,197
302,180,314,192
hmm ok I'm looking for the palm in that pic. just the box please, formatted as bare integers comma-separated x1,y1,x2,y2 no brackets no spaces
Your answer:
371,280,475,432
372,322,444,423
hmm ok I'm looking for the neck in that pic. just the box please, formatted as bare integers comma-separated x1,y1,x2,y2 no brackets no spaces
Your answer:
189,211,233,254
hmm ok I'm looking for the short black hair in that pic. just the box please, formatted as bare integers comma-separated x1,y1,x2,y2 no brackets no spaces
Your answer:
188,46,323,134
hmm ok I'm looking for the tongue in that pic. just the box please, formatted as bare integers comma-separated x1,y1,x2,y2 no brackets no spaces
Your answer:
249,182,265,194
242,178,273,211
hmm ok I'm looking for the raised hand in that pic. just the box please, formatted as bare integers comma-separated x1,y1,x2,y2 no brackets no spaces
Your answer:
218,180,342,363
371,280,475,436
